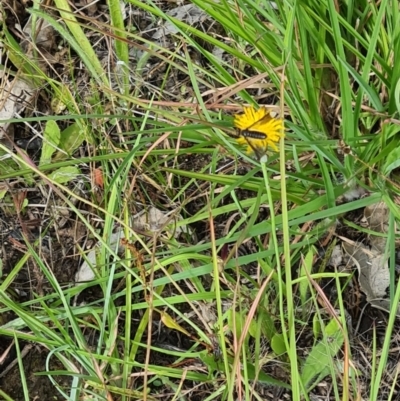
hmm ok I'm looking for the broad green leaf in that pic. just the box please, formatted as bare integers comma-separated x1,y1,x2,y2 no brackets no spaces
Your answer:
312,314,321,339
40,120,60,166
227,310,249,343
248,316,258,338
271,332,286,356
47,166,80,184
244,360,291,389
53,123,86,161
301,318,344,390
260,310,277,342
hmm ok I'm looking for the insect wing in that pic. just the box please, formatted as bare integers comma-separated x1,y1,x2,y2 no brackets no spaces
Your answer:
243,136,265,160
246,113,273,132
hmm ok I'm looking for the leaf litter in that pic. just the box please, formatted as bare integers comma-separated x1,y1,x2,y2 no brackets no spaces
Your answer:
342,202,399,316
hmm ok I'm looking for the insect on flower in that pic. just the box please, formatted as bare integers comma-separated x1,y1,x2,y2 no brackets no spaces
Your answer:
230,106,283,160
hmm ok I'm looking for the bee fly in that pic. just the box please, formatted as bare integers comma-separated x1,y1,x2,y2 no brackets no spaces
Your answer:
228,128,268,159
229,129,267,140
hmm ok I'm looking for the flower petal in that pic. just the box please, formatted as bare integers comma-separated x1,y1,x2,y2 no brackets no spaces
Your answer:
233,106,283,158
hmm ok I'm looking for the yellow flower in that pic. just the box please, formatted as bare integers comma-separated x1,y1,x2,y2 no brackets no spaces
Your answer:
233,106,283,158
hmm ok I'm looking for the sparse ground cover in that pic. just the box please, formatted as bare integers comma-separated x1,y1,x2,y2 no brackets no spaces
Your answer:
1,0,400,400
